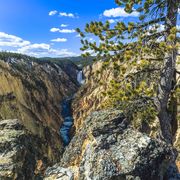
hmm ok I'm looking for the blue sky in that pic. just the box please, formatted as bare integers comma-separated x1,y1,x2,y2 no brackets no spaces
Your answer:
0,0,141,57
0,0,179,57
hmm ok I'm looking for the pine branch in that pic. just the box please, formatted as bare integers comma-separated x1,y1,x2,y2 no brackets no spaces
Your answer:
176,69,180,75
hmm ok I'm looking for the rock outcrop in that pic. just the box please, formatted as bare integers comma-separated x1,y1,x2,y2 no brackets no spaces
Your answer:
0,53,179,179
0,119,62,179
44,110,174,180
45,165,74,180
72,59,180,173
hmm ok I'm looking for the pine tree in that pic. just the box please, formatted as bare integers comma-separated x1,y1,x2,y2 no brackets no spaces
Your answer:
77,0,180,144
156,0,179,144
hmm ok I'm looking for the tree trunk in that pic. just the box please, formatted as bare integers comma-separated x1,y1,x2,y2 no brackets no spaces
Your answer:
157,0,179,144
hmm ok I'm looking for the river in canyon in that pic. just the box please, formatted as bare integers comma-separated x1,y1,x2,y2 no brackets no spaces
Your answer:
59,97,73,145
60,70,84,146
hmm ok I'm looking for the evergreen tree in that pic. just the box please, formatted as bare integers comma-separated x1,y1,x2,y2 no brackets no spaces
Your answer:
77,0,180,143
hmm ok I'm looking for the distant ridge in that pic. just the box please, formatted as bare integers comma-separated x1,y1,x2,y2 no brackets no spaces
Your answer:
0,51,94,68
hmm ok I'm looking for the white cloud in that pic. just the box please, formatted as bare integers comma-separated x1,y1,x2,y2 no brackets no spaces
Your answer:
107,18,123,24
49,11,78,18
50,28,75,33
18,43,50,55
61,24,68,27
147,24,165,42
99,40,104,43
59,12,75,18
83,49,94,55
158,24,165,31
0,32,30,47
59,29,75,33
49,10,58,16
51,38,67,42
50,28,60,32
17,43,77,57
75,34,81,38
148,24,165,32
108,19,116,24
0,31,78,57
103,7,139,17
49,49,78,57
89,38,94,41
149,24,180,32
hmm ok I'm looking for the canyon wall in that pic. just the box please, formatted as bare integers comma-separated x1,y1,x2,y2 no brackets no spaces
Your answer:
72,60,160,135
72,61,116,131
0,56,79,178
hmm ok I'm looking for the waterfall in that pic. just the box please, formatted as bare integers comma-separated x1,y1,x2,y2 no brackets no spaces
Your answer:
77,71,85,85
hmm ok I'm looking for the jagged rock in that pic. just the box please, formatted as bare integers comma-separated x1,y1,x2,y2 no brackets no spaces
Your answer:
0,119,63,180
44,110,174,180
44,165,73,180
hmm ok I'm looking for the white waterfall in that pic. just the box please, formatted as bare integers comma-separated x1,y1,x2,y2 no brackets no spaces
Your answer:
77,70,85,85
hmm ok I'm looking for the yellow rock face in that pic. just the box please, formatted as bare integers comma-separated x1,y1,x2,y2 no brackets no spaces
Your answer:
72,61,115,131
0,59,78,165
72,60,159,136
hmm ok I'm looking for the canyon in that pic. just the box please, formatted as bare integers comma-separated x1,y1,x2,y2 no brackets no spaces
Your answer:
0,53,79,179
0,53,179,179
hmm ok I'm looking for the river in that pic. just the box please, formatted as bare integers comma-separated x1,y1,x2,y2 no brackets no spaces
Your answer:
60,70,84,146
59,97,73,146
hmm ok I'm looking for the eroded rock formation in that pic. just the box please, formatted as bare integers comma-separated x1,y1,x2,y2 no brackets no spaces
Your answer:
44,110,175,180
0,53,179,179
0,119,61,179
72,60,180,173
72,61,117,131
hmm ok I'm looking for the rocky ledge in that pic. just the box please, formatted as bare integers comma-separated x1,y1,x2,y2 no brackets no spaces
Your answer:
0,119,63,180
44,110,177,180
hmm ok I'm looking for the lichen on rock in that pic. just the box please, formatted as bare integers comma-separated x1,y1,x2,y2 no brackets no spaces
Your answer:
0,119,60,179
44,109,174,180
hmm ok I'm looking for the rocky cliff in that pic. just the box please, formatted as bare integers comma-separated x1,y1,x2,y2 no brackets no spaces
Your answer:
0,54,79,179
44,110,177,180
72,59,180,174
0,119,59,179
72,61,116,131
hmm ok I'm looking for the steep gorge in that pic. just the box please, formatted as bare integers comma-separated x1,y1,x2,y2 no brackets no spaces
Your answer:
44,59,179,179
0,55,80,179
0,53,179,179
